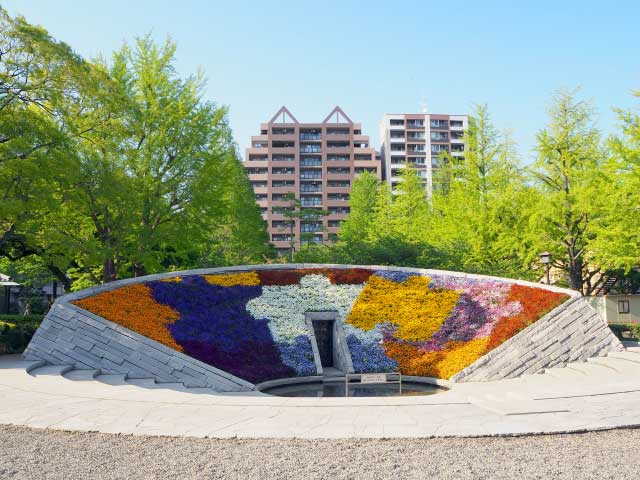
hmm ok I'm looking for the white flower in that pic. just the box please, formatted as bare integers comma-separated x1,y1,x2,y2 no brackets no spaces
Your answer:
246,275,366,343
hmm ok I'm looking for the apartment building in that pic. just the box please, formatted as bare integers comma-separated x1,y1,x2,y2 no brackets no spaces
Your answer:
245,106,380,256
379,113,468,195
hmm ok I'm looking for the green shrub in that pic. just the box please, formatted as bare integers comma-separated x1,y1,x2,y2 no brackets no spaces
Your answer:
0,314,43,354
0,314,44,325
609,323,640,341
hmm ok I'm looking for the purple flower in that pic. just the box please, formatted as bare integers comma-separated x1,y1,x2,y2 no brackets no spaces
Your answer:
149,276,296,384
373,270,421,283
277,336,316,376
347,334,398,373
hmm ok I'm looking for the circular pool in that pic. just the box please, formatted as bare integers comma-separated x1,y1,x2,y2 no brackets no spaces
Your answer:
264,381,444,397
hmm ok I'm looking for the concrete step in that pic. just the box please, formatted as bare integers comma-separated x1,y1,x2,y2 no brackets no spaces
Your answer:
94,374,128,386
561,364,590,376
29,364,74,377
608,351,640,364
587,356,640,374
467,391,570,415
126,378,156,388
624,347,640,355
544,366,589,380
62,369,100,381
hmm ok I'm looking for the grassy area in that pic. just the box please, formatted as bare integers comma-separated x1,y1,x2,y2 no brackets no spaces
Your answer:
0,314,44,355
609,323,640,342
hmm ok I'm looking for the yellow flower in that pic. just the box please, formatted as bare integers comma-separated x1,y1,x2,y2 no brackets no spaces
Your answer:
204,272,260,287
429,338,489,379
160,277,182,283
347,275,460,341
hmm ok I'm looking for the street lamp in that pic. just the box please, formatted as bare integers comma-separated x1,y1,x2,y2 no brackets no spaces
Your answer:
539,252,553,285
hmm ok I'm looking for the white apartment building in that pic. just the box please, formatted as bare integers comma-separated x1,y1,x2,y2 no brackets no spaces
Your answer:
379,113,468,195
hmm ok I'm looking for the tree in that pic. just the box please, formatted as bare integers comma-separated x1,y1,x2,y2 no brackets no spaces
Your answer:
429,104,526,277
1,10,272,289
338,171,378,244
526,89,607,294
278,192,327,262
0,7,119,289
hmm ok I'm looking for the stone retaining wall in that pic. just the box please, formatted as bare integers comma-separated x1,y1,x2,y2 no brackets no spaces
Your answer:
451,296,624,382
23,302,254,391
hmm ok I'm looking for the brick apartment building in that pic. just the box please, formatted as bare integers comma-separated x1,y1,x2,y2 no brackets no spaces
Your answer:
244,106,380,255
379,113,468,195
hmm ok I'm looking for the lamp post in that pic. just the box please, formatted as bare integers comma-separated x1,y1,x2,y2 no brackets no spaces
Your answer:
539,252,553,285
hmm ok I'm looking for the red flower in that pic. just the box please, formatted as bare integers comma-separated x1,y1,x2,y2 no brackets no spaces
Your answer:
485,285,568,352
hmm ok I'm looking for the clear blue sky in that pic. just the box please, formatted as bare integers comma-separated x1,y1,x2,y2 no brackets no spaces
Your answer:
4,0,639,162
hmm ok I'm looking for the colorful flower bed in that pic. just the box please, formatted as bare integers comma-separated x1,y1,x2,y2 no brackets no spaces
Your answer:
72,268,569,384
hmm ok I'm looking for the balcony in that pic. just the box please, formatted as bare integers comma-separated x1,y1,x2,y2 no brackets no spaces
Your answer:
301,223,323,233
300,185,322,193
300,145,322,154
300,172,322,180
300,133,322,141
327,168,351,175
271,155,295,162
300,235,324,245
272,168,296,175
326,141,350,149
326,128,350,136
272,127,295,135
301,199,323,207
271,234,294,242
328,193,349,201
430,120,449,130
431,132,449,142
300,158,322,167
328,207,350,215
327,181,350,188
327,155,350,163
431,145,449,155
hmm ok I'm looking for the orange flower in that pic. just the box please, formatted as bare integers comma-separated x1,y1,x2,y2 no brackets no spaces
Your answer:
73,284,182,351
384,338,489,379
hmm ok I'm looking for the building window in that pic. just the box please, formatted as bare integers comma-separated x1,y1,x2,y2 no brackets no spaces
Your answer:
618,300,630,314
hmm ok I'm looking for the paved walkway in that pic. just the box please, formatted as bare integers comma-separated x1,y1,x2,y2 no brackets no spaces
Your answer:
1,350,640,438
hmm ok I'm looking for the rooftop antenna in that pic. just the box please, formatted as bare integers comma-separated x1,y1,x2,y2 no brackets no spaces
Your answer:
420,98,428,114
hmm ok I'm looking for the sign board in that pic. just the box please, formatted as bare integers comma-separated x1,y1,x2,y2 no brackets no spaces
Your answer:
360,373,387,384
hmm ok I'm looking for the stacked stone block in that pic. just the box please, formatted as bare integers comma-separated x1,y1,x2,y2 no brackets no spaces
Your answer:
23,302,254,391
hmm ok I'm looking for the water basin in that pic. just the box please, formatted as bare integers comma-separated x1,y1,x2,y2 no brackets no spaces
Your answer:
264,381,444,397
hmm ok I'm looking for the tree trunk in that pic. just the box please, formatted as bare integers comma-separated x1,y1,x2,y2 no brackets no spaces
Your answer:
567,259,584,294
102,258,116,283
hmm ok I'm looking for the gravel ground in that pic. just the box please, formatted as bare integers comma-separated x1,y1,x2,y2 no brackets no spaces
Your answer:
0,424,638,480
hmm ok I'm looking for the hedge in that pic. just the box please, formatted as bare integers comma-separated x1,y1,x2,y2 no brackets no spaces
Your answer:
609,323,640,342
0,314,44,354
